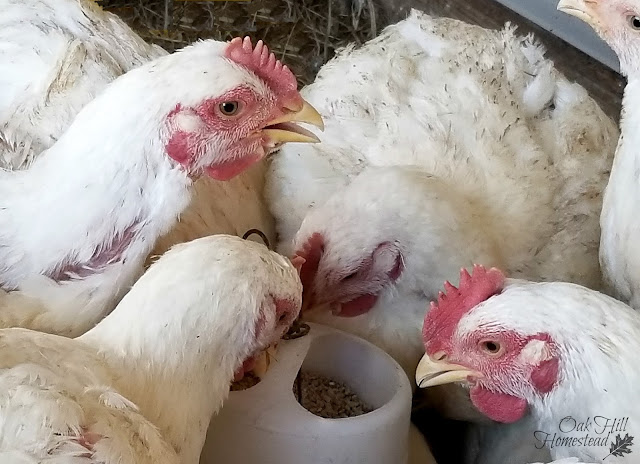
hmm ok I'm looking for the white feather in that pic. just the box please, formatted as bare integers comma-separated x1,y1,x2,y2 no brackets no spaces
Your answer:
455,279,640,463
0,235,302,463
265,10,617,464
0,0,164,170
267,6,615,388
600,79,640,309
0,0,278,336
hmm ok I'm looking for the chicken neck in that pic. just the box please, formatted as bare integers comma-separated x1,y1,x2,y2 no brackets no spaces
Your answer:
0,89,193,335
78,270,257,464
600,77,640,308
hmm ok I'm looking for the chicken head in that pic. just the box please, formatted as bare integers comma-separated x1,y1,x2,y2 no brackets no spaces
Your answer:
415,265,560,424
291,166,498,318
558,0,640,76
233,294,302,380
294,231,403,317
156,36,323,181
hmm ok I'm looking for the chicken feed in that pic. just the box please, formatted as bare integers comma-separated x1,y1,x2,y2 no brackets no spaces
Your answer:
293,371,374,418
231,370,373,418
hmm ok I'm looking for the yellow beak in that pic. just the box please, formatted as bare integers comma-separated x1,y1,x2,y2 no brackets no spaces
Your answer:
250,344,278,379
557,0,599,27
415,353,481,388
262,98,324,145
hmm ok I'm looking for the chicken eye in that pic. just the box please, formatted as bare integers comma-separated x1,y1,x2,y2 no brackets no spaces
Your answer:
479,340,502,356
278,313,288,323
219,101,240,116
628,15,640,30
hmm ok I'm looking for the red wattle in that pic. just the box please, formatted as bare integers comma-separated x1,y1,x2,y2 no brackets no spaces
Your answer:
206,153,263,181
234,356,257,381
469,385,528,423
335,294,378,317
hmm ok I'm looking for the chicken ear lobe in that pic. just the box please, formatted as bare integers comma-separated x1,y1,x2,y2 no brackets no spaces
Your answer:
371,241,404,282
519,334,559,394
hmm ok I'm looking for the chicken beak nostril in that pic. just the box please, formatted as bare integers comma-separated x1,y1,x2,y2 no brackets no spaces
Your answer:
433,351,448,361
282,100,303,113
415,354,480,388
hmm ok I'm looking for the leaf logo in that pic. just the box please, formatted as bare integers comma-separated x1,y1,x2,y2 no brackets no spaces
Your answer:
604,433,634,460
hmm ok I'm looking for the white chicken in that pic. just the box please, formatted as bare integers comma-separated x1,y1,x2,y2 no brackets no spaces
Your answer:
0,9,321,337
1,1,290,269
0,234,302,464
266,11,616,463
557,0,640,310
266,9,616,262
269,10,616,383
0,0,165,169
416,265,640,463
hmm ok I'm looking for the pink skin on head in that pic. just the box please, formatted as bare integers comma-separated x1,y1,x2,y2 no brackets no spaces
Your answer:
165,37,305,181
459,330,559,423
165,86,275,181
560,0,640,76
293,233,404,317
586,0,637,33
234,297,301,381
422,265,560,423
531,355,560,393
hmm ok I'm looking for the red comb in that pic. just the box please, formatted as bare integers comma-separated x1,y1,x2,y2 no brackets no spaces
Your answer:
225,37,298,99
422,264,505,353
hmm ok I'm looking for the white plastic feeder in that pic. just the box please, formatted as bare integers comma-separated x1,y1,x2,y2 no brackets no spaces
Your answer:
200,322,413,464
